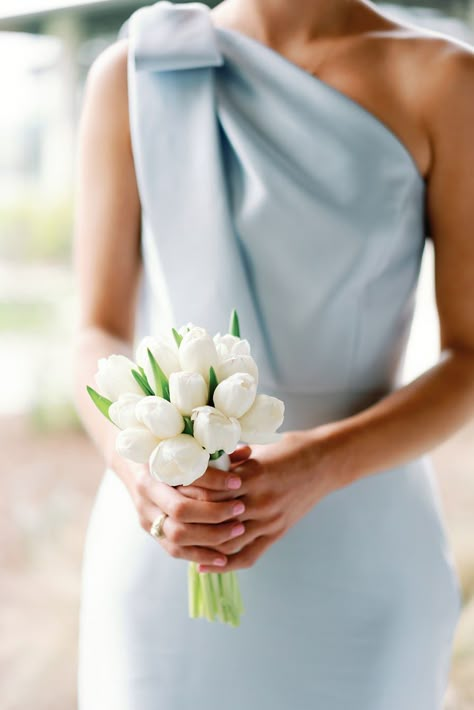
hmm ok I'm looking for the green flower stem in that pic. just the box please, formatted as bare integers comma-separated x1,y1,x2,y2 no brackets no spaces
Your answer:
187,564,244,627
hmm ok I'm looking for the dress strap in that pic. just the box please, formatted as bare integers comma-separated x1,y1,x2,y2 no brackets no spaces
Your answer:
128,1,223,72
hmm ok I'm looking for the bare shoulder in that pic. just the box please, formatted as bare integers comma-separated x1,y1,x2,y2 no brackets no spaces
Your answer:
412,30,474,109
388,24,474,148
368,5,474,100
81,38,131,140
86,36,129,92
357,5,474,171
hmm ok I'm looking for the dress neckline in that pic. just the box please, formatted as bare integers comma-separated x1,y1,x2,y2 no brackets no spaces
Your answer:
209,17,426,187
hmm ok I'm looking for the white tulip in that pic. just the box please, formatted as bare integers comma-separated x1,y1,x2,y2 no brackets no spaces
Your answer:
216,354,259,385
135,396,184,438
109,393,143,429
238,394,285,444
178,326,219,382
149,433,210,486
213,372,257,418
169,371,208,416
213,332,251,360
135,335,180,393
191,405,241,454
95,354,143,401
115,426,161,464
177,321,197,336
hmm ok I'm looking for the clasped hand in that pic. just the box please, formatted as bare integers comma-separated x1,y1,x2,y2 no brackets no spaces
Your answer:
129,429,335,572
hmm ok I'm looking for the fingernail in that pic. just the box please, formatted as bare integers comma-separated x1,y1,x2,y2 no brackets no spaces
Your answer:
227,476,242,490
213,558,227,566
231,523,245,537
233,502,245,515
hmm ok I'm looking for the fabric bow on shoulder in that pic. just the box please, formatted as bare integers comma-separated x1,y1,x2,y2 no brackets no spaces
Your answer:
126,0,224,73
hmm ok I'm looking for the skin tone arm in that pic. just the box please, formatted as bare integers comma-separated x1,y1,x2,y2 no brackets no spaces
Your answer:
191,44,474,572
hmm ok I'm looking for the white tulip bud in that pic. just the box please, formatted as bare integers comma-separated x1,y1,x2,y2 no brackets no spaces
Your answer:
178,321,197,336
95,354,143,401
178,326,219,382
149,433,210,486
216,354,259,385
115,426,161,464
191,405,241,454
169,371,208,416
238,394,285,444
109,393,143,429
135,396,184,438
213,333,251,360
213,372,257,418
135,335,180,393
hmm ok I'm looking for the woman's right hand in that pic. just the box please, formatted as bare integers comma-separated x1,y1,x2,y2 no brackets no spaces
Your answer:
121,458,248,568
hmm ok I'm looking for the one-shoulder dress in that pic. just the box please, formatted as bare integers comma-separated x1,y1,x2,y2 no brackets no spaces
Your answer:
77,3,462,709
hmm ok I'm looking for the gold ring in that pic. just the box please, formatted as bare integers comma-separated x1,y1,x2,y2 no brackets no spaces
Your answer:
150,512,168,540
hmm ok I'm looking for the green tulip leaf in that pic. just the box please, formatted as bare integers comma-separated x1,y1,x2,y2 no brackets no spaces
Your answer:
183,415,193,436
147,348,170,401
131,369,154,396
209,449,225,460
229,308,240,338
208,365,218,406
137,366,154,393
86,386,114,423
172,327,183,348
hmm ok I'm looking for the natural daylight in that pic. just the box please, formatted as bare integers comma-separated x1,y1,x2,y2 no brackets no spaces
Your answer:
1,2,473,709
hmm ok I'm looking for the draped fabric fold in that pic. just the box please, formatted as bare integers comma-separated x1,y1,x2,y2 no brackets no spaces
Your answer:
126,0,280,390
125,0,426,401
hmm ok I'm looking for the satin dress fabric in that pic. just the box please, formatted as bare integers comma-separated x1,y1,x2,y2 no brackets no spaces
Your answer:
77,3,462,709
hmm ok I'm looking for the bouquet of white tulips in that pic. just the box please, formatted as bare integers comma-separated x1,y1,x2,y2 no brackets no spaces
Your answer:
87,309,285,626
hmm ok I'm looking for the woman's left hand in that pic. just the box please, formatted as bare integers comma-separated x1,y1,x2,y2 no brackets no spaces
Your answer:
175,429,337,573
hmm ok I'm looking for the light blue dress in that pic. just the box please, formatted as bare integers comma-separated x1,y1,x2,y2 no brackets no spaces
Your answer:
77,3,462,708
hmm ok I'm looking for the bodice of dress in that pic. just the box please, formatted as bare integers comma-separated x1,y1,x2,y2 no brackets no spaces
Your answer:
124,0,427,409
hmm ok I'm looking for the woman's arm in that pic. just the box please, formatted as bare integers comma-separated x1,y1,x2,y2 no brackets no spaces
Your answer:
72,40,249,567
72,39,142,479
312,43,474,488
194,43,474,573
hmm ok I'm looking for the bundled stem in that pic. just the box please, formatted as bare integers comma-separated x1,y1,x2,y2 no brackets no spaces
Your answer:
188,563,244,627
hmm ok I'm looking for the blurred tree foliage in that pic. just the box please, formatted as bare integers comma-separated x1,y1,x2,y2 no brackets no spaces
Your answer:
0,192,73,262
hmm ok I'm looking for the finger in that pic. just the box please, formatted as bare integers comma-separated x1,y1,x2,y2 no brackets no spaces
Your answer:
175,484,243,503
212,519,266,555
229,445,252,464
162,516,247,548
189,465,244,492
143,505,233,567
148,483,247,524
197,535,271,573
159,539,230,567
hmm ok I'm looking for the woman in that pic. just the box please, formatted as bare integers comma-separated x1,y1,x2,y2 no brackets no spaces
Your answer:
73,0,474,708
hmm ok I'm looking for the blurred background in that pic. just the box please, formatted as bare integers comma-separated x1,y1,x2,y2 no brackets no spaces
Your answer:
0,1,473,708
